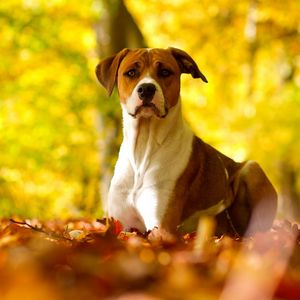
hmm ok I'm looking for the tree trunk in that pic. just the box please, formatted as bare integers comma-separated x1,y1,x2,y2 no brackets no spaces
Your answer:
94,0,146,214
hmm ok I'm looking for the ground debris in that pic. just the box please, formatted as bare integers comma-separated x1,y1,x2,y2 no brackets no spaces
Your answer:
0,218,299,300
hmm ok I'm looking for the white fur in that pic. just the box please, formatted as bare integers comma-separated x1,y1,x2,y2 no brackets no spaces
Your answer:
107,76,193,232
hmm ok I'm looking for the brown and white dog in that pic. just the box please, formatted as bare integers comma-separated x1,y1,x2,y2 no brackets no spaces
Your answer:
96,47,277,240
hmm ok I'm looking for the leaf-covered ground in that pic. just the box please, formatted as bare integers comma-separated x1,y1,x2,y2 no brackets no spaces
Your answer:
0,218,300,300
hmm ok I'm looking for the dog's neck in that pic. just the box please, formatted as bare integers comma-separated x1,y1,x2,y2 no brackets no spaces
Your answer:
121,99,187,169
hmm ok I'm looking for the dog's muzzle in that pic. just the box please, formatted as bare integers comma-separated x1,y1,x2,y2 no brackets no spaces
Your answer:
129,82,168,118
137,83,156,104
128,81,168,119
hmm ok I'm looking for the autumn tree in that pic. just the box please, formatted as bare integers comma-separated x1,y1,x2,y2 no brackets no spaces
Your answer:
94,0,146,212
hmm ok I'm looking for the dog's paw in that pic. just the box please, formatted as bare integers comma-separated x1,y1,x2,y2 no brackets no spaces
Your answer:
147,227,177,245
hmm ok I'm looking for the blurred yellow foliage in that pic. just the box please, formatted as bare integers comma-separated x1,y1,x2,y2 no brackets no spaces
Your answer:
0,0,101,218
0,0,300,219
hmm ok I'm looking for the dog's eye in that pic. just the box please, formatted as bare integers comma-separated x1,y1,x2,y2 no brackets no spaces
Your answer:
124,69,137,78
159,69,172,77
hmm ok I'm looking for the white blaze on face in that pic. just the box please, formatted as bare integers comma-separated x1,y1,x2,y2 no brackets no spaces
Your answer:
125,76,167,118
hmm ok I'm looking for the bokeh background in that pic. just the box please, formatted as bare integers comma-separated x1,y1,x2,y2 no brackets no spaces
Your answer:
1,0,300,220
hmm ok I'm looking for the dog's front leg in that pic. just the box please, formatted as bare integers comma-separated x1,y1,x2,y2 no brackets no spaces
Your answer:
108,185,147,232
136,187,179,244
135,189,161,231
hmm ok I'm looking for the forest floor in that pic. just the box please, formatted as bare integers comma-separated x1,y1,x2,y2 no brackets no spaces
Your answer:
0,217,300,300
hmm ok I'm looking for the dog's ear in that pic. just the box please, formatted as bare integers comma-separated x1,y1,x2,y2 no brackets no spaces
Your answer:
169,47,208,83
95,48,130,96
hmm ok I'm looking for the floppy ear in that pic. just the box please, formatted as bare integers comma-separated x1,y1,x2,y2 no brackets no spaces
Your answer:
95,48,130,96
169,47,208,83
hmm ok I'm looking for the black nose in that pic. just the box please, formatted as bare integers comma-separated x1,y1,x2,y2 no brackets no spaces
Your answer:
137,83,156,104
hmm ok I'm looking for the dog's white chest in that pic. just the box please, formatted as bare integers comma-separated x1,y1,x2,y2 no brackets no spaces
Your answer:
107,104,193,232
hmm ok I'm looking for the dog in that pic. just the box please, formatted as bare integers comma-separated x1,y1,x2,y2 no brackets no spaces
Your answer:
96,47,277,241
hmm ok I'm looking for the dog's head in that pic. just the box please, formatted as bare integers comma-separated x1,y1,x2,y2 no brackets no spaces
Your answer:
96,47,207,119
